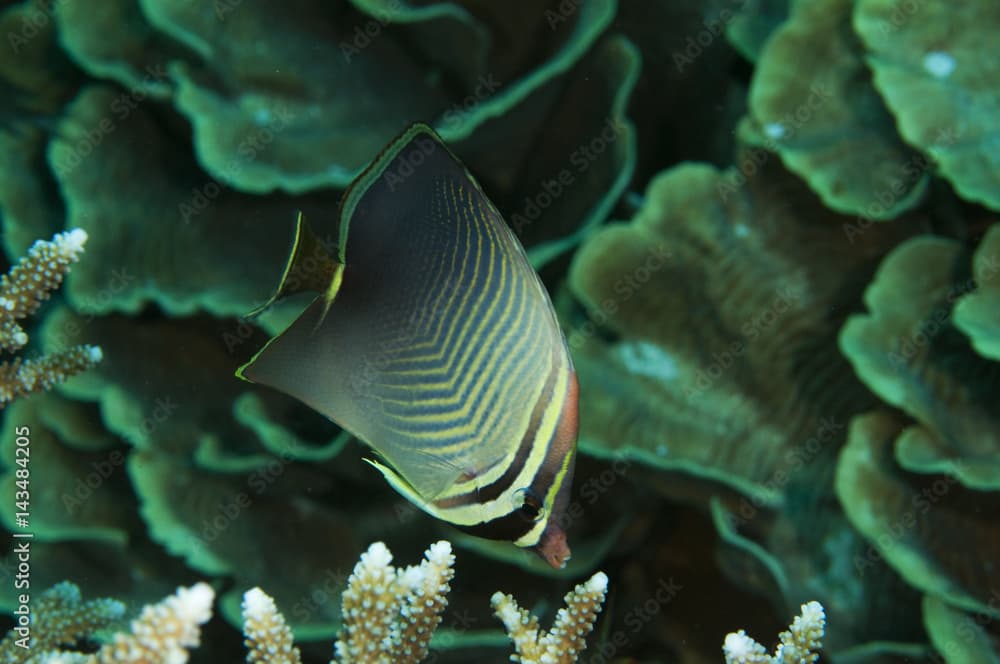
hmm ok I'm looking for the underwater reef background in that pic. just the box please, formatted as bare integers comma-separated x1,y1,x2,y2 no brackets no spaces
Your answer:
1,0,999,661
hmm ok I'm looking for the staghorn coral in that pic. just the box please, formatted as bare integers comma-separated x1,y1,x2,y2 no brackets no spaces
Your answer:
0,228,88,351
1,581,213,664
0,581,125,662
2,543,611,663
242,588,302,664
5,0,1000,661
722,600,826,664
93,583,214,664
491,571,608,663
333,540,455,664
236,542,609,664
0,228,102,407
126,448,359,638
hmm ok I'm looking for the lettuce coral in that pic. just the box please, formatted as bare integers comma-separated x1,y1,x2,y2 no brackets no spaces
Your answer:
743,0,927,219
855,0,1000,211
840,236,1000,489
837,227,1000,663
954,225,1000,361
2,0,998,661
836,412,1000,622
565,153,927,654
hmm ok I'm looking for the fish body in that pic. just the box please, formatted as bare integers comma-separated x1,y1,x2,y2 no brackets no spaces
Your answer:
238,124,578,568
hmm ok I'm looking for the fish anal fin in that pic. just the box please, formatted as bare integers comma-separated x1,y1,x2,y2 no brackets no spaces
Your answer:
247,212,343,318
364,457,437,516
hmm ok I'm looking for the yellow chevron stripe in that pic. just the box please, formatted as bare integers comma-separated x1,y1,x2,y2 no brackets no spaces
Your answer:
375,260,527,422
376,183,513,394
372,185,541,441
425,361,569,525
385,184,510,396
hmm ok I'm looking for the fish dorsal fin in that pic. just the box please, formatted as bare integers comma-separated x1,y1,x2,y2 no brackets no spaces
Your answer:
237,123,570,501
246,212,344,319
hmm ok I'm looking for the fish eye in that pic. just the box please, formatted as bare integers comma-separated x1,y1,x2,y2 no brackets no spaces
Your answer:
512,487,546,522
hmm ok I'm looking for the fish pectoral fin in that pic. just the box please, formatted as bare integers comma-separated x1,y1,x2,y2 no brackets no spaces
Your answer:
363,457,436,514
246,211,344,319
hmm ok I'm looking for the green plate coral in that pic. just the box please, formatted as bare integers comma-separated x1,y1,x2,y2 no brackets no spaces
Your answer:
855,0,1000,211
3,0,1000,661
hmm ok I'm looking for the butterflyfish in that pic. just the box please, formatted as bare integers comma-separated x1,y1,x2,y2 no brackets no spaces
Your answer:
236,123,579,568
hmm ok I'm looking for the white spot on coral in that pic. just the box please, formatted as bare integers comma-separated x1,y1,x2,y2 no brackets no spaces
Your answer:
54,228,88,258
617,341,678,382
86,345,103,363
763,122,786,140
328,164,352,180
923,51,955,79
242,587,274,622
426,540,453,566
364,541,393,568
723,630,761,660
585,571,608,594
174,582,215,624
733,223,750,238
800,600,825,626
253,108,273,126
